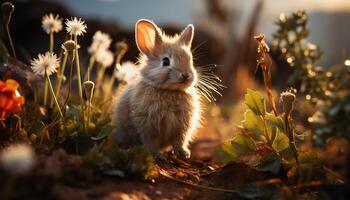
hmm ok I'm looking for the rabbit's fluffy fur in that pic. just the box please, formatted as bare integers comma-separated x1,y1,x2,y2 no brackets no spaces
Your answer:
111,19,201,159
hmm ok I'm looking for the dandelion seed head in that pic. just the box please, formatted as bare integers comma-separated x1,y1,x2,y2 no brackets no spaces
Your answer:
42,13,62,34
88,31,112,54
0,144,35,174
31,52,59,76
95,49,114,67
115,61,140,83
65,17,87,36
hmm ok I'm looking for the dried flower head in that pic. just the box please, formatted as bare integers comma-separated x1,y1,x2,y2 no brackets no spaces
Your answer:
1,2,14,26
95,49,114,67
61,39,77,53
115,61,140,83
280,88,297,115
254,34,270,53
88,31,112,54
83,81,95,101
31,52,59,76
0,79,25,120
65,17,87,36
42,13,63,34
0,143,35,174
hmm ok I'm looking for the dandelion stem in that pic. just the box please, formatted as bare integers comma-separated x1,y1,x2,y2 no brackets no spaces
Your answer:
85,55,96,81
5,22,16,60
45,70,63,118
48,31,55,107
49,31,54,53
86,89,93,134
54,52,68,100
43,79,49,106
96,65,106,86
74,35,84,102
74,34,86,132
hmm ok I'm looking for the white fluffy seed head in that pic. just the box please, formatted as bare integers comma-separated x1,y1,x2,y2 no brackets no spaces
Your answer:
0,144,35,174
88,31,112,54
65,17,87,36
42,13,63,34
95,49,114,67
115,61,140,83
31,52,59,76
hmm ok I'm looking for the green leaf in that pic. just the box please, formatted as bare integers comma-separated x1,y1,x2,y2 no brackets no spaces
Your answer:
272,130,290,153
91,124,113,140
265,113,284,130
242,110,265,141
268,127,277,145
215,141,238,164
245,89,266,116
231,134,256,155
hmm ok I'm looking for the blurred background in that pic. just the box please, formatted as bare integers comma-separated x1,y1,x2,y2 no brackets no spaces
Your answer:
4,0,350,142
7,0,350,98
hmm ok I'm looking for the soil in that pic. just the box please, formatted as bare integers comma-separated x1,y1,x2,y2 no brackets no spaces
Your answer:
0,130,347,200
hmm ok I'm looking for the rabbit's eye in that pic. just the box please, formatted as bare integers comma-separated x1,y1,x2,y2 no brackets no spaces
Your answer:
162,57,170,67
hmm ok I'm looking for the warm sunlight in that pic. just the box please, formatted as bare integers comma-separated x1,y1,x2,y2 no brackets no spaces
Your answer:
0,0,349,199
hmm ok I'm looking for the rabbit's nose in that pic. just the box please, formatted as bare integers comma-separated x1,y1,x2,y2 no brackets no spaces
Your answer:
181,73,190,80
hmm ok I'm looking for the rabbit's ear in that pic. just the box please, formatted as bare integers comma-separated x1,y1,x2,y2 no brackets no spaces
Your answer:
135,19,162,55
178,24,194,47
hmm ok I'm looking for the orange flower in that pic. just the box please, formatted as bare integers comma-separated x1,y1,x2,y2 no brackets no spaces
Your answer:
0,79,25,120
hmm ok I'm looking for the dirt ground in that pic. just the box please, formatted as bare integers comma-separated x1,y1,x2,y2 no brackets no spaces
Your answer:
1,127,347,200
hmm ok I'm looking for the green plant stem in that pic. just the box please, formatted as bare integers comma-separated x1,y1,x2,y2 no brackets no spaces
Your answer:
284,114,299,165
49,31,54,52
62,55,74,115
45,70,63,118
54,53,68,101
261,115,271,145
74,35,86,132
74,35,83,102
43,79,49,106
85,55,96,81
96,65,106,86
86,92,92,134
95,64,106,97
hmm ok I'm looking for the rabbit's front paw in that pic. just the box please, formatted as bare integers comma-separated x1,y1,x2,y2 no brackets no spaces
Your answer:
174,146,191,159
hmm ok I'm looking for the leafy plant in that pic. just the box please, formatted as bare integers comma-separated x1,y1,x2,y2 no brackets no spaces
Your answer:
84,143,157,180
215,88,299,174
271,10,350,146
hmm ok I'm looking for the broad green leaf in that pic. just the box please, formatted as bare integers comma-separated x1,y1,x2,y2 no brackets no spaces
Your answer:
245,89,266,116
91,124,113,140
215,141,238,164
265,113,284,130
268,127,277,145
242,110,265,141
231,134,256,155
272,130,290,153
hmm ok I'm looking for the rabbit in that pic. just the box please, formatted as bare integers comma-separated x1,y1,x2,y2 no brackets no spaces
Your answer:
111,19,201,159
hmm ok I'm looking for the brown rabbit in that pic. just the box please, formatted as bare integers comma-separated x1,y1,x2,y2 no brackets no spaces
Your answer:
111,19,201,159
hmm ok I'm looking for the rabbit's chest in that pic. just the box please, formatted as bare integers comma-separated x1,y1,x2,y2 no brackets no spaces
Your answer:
132,89,193,135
